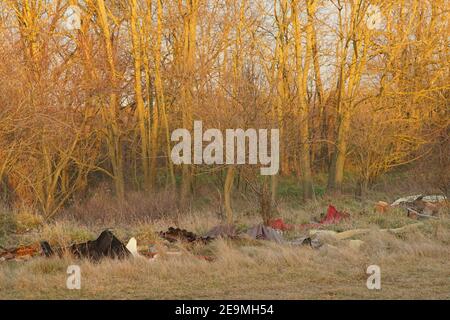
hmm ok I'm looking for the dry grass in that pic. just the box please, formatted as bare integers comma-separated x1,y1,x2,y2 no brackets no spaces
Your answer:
1,198,449,300
61,189,181,225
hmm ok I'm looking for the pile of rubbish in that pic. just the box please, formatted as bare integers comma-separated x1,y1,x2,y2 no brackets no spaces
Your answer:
3,197,443,263
0,205,352,263
376,194,447,219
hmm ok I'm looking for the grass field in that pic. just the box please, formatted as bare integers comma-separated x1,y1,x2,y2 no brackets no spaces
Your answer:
1,193,449,299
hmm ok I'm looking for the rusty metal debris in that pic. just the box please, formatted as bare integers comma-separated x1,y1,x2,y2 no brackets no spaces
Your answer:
159,227,213,244
0,244,40,262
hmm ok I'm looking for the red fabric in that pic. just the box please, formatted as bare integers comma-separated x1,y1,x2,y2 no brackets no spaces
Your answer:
269,205,348,231
320,205,348,224
268,218,293,231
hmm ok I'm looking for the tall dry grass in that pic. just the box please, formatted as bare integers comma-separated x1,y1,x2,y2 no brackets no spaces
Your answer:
60,188,181,225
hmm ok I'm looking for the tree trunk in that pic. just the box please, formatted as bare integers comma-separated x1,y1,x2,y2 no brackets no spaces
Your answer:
97,0,125,200
130,0,151,190
224,166,235,225
292,0,314,200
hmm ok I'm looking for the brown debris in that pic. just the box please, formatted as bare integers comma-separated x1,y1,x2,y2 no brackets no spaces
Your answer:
159,227,213,244
0,244,40,262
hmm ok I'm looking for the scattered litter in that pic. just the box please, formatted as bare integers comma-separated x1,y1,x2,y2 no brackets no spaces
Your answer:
126,237,145,258
406,207,439,220
391,194,446,219
391,194,423,206
391,194,447,206
1,200,431,265
318,205,350,225
289,236,322,249
159,227,213,244
375,201,390,213
0,244,40,262
243,224,325,249
269,205,349,231
205,224,238,239
41,230,130,261
268,218,293,231
159,227,197,242
246,224,284,243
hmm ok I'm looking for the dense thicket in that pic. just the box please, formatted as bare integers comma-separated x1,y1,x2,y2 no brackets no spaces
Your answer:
0,0,448,218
